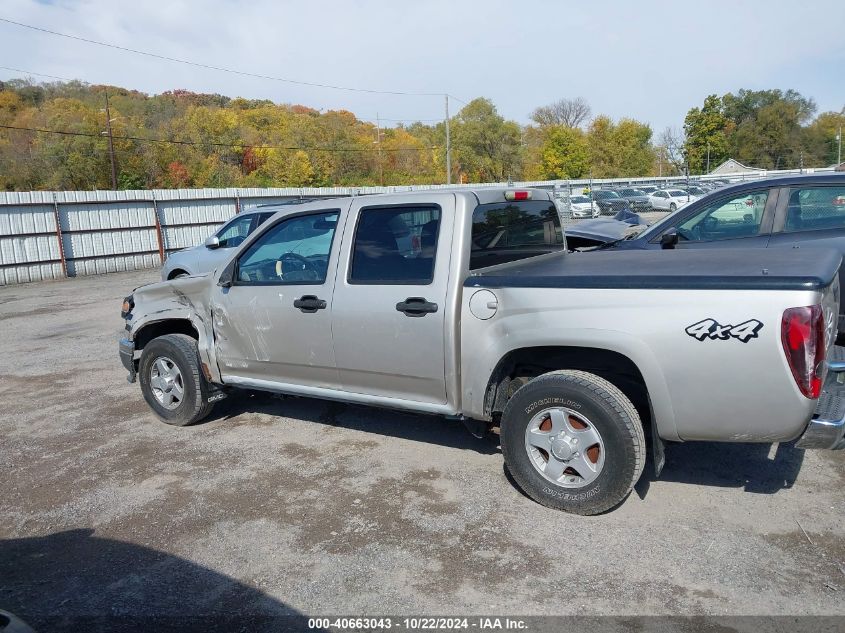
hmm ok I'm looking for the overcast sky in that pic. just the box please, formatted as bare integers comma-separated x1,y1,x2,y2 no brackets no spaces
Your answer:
2,0,844,133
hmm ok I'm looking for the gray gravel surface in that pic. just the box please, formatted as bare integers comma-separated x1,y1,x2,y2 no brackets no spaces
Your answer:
1,269,843,625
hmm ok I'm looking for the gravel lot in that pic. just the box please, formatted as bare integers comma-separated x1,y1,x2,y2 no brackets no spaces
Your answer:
1,269,844,628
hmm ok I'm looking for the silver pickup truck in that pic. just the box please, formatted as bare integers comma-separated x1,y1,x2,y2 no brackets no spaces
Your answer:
119,188,845,515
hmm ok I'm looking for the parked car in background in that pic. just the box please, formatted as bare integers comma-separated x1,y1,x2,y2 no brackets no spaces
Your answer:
567,194,599,218
592,189,632,215
613,187,652,212
678,185,709,197
579,174,845,336
636,185,659,195
649,188,697,212
160,200,323,280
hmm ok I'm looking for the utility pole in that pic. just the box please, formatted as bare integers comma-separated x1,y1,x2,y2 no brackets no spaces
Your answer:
375,113,384,186
706,142,711,174
444,94,451,185
837,126,842,165
103,91,118,190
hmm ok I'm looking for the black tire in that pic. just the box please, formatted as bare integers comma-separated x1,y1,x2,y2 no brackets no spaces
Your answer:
500,370,645,515
138,333,214,426
669,202,677,212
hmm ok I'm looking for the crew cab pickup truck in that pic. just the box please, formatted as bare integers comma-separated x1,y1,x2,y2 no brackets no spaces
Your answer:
119,188,845,515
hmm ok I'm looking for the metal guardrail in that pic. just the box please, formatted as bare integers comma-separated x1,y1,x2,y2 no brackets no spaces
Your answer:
0,167,833,285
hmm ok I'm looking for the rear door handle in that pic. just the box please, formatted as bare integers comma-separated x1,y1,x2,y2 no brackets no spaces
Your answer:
396,297,438,317
293,295,327,313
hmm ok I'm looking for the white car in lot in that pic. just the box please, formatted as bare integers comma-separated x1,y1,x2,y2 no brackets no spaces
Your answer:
568,195,599,218
649,189,698,212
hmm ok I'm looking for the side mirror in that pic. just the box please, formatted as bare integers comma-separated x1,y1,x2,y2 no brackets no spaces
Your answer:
661,230,679,250
205,236,221,250
217,261,235,287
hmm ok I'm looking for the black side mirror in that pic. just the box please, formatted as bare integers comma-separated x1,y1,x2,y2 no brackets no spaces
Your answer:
661,230,679,250
217,261,235,287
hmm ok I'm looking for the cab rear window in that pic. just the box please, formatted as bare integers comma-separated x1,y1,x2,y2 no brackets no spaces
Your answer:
470,200,564,270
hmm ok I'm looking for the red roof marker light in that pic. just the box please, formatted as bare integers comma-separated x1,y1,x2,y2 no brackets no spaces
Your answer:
505,190,531,201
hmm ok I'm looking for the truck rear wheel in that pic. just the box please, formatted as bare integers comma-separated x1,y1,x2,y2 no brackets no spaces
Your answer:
500,370,645,515
138,334,214,426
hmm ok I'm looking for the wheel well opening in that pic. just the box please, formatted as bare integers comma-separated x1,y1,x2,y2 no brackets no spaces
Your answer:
167,269,189,280
485,346,650,426
134,320,199,352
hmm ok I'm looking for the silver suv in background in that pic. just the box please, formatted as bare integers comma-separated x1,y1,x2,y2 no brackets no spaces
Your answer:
161,209,275,280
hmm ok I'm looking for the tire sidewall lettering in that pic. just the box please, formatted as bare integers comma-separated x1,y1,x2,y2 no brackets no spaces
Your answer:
524,397,583,415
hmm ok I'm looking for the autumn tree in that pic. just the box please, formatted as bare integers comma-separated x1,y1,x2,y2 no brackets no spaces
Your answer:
539,126,589,179
803,109,845,166
587,116,654,178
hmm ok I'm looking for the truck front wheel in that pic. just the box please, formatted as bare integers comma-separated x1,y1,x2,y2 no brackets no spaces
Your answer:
138,334,214,426
500,370,645,515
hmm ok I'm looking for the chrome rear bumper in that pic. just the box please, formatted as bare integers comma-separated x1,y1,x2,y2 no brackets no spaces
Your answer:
797,360,845,449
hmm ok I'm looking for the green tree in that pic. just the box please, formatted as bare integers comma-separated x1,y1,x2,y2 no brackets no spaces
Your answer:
539,125,589,179
683,95,731,174
804,110,845,166
587,116,654,178
452,98,522,182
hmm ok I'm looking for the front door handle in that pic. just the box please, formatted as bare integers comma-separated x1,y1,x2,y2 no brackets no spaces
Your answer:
395,297,438,317
293,295,327,313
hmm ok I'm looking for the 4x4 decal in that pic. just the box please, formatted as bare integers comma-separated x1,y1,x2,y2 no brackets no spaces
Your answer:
685,318,763,343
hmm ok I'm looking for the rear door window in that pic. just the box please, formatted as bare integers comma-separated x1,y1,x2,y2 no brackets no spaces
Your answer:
349,205,441,284
470,200,564,270
783,186,845,232
676,191,769,241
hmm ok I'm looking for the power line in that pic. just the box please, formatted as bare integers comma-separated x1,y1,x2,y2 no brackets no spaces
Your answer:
0,123,439,152
0,65,75,82
374,117,442,123
0,17,442,97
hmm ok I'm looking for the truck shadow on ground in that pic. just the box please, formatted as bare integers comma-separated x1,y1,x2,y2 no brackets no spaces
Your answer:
0,529,316,633
199,390,501,455
500,440,805,510
204,392,805,495
635,440,805,499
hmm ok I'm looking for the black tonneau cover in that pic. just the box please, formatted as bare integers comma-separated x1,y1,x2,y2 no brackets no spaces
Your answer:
465,248,841,291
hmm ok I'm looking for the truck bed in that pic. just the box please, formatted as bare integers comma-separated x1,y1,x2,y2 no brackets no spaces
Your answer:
465,248,842,291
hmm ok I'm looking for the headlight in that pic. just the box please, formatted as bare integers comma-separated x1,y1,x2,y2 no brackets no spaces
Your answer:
121,295,134,319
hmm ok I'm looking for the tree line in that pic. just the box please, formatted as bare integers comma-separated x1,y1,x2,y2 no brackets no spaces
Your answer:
0,78,842,191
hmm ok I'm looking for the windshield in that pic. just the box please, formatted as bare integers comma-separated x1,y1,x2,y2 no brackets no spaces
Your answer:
571,195,591,203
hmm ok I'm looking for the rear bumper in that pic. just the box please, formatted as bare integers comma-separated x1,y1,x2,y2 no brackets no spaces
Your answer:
796,361,845,449
119,337,137,383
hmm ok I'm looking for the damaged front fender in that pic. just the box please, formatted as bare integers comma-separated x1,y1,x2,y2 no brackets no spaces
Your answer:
127,274,223,383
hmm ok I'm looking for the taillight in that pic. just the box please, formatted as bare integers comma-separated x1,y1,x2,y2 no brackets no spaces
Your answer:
781,305,826,399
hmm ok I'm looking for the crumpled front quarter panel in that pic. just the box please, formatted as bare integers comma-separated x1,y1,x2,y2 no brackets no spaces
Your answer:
129,275,221,381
